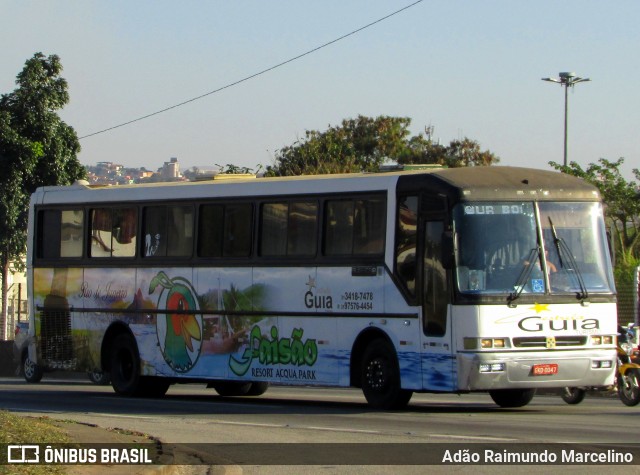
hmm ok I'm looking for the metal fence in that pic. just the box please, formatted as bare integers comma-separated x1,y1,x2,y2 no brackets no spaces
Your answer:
2,290,29,341
618,266,640,327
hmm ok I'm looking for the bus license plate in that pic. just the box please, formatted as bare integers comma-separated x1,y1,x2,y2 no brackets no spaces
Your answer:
532,363,558,376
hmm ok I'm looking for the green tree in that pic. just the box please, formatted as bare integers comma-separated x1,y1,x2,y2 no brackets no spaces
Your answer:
215,163,262,175
266,115,410,176
397,126,500,167
266,116,499,176
0,53,85,339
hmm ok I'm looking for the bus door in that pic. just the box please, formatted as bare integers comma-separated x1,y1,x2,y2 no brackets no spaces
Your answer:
420,195,455,391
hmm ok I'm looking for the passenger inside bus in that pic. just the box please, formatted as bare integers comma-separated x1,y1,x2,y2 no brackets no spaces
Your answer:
544,248,558,273
522,247,557,274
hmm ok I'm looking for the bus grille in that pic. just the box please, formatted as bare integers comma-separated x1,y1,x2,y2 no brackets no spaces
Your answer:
512,336,588,348
40,301,74,363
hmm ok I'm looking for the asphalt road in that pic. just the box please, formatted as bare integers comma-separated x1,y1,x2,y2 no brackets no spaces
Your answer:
1,375,639,473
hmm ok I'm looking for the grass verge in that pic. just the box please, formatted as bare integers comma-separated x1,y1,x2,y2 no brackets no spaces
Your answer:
0,410,69,474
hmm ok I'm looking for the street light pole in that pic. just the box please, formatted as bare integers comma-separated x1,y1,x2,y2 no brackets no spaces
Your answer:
542,72,590,167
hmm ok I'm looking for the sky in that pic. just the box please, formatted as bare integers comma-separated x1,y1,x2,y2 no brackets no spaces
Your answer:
1,1,639,179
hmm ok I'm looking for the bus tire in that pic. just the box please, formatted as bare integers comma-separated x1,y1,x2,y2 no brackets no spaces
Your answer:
110,333,142,396
138,377,171,398
212,381,252,397
22,353,43,383
246,382,269,396
489,388,536,408
361,338,412,409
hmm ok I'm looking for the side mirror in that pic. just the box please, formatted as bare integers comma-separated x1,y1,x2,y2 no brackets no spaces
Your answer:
441,231,455,269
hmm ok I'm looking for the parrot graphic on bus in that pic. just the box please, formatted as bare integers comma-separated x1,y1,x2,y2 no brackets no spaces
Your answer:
150,271,202,373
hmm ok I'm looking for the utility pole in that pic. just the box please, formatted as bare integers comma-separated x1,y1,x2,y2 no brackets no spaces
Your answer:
542,72,590,167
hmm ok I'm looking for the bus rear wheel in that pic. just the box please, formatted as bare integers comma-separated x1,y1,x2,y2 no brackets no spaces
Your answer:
110,333,142,396
361,339,412,410
489,388,536,408
138,377,171,398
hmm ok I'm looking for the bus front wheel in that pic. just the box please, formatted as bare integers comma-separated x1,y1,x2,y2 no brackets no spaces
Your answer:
489,388,536,408
246,382,269,396
212,381,252,396
361,339,412,409
110,333,142,396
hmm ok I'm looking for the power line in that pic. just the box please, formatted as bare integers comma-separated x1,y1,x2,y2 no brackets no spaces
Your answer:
80,0,424,139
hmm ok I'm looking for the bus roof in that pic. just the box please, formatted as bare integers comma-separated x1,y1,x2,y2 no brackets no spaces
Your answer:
31,167,600,205
32,171,403,205
397,166,601,201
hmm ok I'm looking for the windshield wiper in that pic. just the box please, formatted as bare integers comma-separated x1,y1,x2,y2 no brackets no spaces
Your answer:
548,217,589,304
507,247,540,308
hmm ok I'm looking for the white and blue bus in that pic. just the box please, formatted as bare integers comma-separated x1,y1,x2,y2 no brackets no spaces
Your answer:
25,166,617,408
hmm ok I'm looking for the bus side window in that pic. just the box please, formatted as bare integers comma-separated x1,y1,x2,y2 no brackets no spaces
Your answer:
260,203,288,256
60,210,84,258
111,208,137,257
37,209,84,259
325,201,354,255
260,201,318,257
395,196,418,296
143,206,167,257
288,202,317,256
143,205,193,257
353,199,385,255
90,208,137,258
198,204,224,257
37,209,61,259
199,203,253,258
167,206,193,257
90,209,112,257
325,198,385,256
223,204,252,257
423,220,447,337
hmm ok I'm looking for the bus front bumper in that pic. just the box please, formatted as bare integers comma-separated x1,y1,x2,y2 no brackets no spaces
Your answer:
457,349,617,391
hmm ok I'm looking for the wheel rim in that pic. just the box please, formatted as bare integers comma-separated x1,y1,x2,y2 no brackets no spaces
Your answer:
365,357,388,392
24,359,35,378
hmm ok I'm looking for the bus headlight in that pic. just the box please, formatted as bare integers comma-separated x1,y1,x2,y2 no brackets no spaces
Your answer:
464,337,510,350
492,338,506,348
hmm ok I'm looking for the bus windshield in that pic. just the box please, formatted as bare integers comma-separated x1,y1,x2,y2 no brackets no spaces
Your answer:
453,201,614,296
